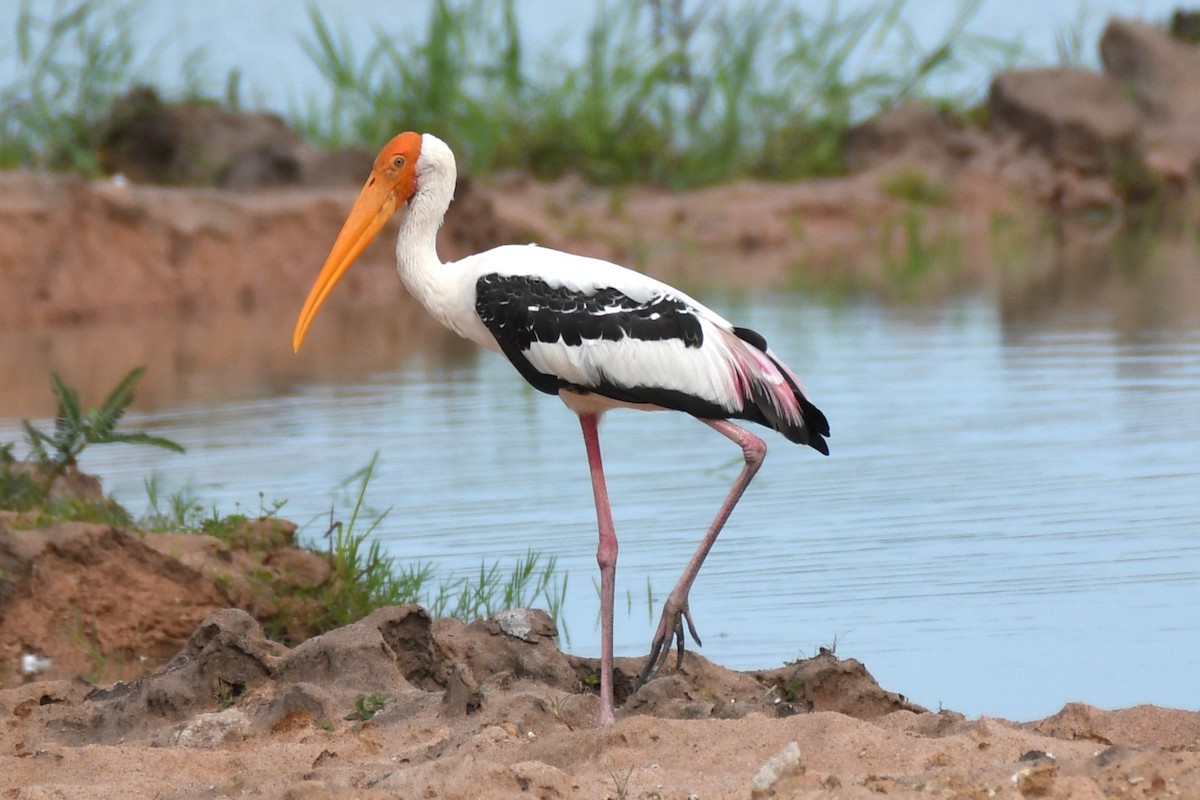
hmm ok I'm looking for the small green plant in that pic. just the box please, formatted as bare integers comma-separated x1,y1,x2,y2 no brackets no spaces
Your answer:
540,692,577,730
0,0,215,173
141,479,289,542
306,454,427,632
214,677,239,710
210,572,235,597
0,443,43,512
424,548,570,644
780,677,806,703
67,616,108,683
2,369,182,527
304,454,572,636
608,765,634,800
314,718,334,731
344,691,392,721
2,446,132,525
22,367,184,484
1054,2,1096,68
140,475,206,531
881,167,952,206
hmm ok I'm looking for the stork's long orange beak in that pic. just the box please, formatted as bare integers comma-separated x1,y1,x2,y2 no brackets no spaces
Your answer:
292,179,398,352
293,131,423,351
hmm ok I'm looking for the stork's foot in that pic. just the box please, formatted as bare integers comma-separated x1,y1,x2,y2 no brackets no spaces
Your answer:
633,596,703,692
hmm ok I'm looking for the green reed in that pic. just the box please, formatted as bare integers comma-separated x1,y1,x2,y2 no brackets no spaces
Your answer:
294,0,1019,187
0,0,143,172
2,0,1022,185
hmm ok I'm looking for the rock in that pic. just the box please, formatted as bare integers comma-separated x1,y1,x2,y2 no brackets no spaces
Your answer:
621,673,711,720
749,740,803,798
175,609,286,687
277,610,414,693
268,682,340,728
167,707,251,747
439,662,484,717
492,607,556,643
1013,761,1059,796
70,609,283,743
1101,17,1200,187
433,612,578,693
373,605,440,690
844,102,977,172
1101,18,1200,122
988,68,1143,176
100,86,307,188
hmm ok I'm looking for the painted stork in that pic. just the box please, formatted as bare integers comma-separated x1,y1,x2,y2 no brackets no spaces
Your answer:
292,132,830,727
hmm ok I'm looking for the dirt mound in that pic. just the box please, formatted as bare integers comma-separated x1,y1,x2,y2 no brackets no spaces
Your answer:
0,521,226,685
3,606,1198,797
0,515,335,689
13,602,922,749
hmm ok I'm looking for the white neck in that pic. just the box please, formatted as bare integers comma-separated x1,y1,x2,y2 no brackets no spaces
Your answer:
396,133,457,310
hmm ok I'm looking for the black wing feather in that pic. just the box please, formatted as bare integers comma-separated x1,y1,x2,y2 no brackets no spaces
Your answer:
476,273,702,349
475,272,830,454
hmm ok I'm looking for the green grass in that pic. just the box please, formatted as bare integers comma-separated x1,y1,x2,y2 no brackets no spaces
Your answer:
2,0,1021,187
344,691,392,721
136,452,572,643
1,368,181,526
0,0,141,173
23,367,184,483
881,167,953,206
878,206,964,296
0,0,217,173
295,0,1019,188
300,453,570,642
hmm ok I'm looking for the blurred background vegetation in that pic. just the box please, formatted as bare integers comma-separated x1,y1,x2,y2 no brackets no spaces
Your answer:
0,0,1033,187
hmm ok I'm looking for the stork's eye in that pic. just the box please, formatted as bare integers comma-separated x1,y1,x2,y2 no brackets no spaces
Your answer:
392,155,406,169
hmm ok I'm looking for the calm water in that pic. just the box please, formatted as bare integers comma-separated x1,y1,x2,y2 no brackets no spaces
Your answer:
5,289,1198,721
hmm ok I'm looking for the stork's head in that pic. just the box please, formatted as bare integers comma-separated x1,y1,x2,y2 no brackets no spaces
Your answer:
292,131,423,352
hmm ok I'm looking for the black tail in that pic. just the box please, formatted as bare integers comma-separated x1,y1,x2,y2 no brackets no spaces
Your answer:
733,326,830,455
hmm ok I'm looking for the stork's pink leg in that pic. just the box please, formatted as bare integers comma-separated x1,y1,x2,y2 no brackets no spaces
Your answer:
579,412,617,726
635,419,766,690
